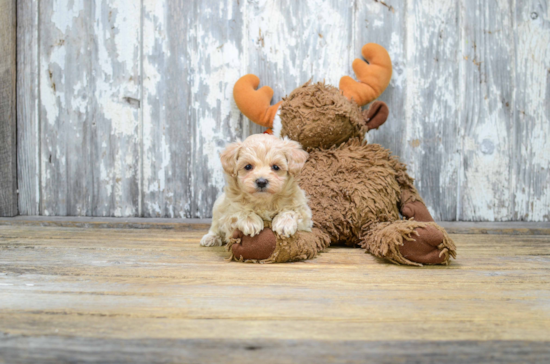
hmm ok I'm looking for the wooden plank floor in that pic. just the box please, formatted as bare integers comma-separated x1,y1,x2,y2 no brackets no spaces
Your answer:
1,225,549,363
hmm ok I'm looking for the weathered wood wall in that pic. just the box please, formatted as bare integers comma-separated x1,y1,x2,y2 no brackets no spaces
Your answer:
0,0,17,217
16,0,550,221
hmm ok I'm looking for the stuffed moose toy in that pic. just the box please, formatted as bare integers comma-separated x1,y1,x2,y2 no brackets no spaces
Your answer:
228,43,457,266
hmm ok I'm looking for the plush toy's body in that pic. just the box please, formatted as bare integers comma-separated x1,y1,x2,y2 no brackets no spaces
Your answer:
228,43,457,266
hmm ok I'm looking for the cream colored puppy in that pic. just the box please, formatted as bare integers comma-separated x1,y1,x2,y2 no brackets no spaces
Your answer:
200,134,312,247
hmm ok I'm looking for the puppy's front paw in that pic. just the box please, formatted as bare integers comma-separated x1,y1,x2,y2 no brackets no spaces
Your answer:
272,212,298,238
200,233,223,247
236,215,264,237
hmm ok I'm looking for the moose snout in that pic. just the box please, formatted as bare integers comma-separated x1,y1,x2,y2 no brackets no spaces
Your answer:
255,178,268,189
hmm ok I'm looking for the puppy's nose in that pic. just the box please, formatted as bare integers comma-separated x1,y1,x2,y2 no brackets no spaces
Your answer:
256,178,268,188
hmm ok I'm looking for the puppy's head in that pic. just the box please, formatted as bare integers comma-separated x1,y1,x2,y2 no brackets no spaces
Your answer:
220,134,308,198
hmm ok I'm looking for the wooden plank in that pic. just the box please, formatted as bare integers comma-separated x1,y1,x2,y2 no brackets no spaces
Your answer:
1,338,549,364
2,233,550,270
38,1,141,217
2,227,550,268
512,1,550,221
3,337,550,364
90,0,141,216
0,0,17,217
0,216,212,231
17,0,40,215
14,0,550,221
459,0,515,221
187,0,246,218
0,217,549,234
355,0,407,158
440,221,550,235
246,0,354,135
403,0,460,221
0,225,549,353
39,0,93,216
141,1,191,218
142,0,246,218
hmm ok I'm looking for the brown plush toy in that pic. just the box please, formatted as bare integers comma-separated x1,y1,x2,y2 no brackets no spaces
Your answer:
228,43,457,266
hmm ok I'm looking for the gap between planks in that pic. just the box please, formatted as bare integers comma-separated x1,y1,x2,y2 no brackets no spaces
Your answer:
0,217,549,235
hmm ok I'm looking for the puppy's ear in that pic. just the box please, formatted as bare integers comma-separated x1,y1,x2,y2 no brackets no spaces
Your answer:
283,138,309,176
220,141,242,176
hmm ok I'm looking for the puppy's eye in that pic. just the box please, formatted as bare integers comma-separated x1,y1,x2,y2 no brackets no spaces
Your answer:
244,164,253,171
272,165,280,171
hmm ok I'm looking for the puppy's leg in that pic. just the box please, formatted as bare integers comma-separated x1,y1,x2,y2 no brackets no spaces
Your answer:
200,218,223,246
201,195,225,247
200,231,223,247
235,212,264,237
296,204,313,232
272,211,299,238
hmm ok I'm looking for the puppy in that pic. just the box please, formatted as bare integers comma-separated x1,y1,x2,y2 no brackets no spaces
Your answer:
200,134,312,247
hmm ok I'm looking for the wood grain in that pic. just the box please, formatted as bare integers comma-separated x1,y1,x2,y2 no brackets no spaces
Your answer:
90,0,141,217
141,0,192,218
0,0,17,217
512,1,550,221
403,0,460,221
15,1,550,221
39,0,93,216
246,0,353,119
0,225,549,361
187,0,246,218
1,217,549,235
17,0,40,216
460,0,515,221
357,0,408,158
2,338,549,364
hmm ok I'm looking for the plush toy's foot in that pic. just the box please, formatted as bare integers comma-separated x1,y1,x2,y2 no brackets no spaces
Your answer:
361,220,457,266
228,228,330,263
399,224,453,264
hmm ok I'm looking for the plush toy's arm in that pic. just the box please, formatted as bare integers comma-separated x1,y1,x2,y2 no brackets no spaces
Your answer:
340,43,392,106
228,228,331,263
233,74,282,128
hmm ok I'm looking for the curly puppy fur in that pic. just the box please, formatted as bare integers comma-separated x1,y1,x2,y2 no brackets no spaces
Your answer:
200,134,312,247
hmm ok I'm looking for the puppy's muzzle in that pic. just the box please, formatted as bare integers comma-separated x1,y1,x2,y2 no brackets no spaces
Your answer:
255,178,269,191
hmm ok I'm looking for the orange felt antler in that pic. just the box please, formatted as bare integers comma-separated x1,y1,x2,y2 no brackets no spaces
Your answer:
339,43,392,106
233,74,282,128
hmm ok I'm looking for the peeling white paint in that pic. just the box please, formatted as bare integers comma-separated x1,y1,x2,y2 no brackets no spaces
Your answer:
513,11,550,221
403,0,460,220
189,22,242,194
103,99,138,136
22,0,550,220
51,0,85,33
40,58,60,126
87,0,141,216
247,0,351,96
460,0,516,221
142,0,169,205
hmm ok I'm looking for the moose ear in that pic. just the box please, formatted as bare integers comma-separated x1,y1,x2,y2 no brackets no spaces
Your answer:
220,141,242,176
233,74,282,128
363,101,389,131
340,43,392,106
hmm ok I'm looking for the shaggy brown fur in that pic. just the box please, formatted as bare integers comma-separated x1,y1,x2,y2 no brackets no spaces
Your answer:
229,82,457,266
302,139,410,243
280,82,366,149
